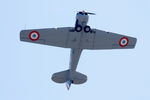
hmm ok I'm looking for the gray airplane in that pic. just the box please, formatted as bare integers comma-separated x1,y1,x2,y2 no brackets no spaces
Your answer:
20,11,137,90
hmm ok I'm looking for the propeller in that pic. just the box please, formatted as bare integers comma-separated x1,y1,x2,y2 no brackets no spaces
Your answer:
78,11,96,15
85,12,96,15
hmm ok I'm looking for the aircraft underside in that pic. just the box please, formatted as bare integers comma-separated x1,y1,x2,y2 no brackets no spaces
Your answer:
20,11,137,90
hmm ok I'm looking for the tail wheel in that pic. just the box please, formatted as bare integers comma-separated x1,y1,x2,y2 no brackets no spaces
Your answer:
84,26,91,33
75,25,82,32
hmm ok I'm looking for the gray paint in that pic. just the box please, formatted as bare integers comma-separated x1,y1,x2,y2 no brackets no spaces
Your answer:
20,11,137,90
20,28,136,50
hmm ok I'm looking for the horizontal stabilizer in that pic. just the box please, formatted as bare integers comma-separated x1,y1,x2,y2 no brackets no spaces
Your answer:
51,70,87,84
71,71,87,84
51,70,69,83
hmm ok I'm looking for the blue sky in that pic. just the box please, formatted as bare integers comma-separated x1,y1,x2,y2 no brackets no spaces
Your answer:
0,0,150,100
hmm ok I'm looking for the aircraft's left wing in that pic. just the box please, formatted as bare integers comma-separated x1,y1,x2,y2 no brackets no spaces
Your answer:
91,29,137,49
79,29,137,49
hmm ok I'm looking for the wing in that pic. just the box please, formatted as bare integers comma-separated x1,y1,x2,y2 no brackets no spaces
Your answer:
20,27,137,49
80,29,137,49
20,27,76,48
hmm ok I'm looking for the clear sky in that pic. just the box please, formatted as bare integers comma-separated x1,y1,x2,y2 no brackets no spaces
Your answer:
0,0,150,100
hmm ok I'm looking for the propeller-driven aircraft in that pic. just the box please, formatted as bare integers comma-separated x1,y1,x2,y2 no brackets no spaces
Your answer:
20,11,137,90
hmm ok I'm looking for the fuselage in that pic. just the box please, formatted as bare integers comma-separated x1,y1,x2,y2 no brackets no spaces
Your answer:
75,12,89,27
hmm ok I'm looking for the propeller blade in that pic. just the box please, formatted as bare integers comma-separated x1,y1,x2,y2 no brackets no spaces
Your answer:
86,12,96,15
77,11,96,15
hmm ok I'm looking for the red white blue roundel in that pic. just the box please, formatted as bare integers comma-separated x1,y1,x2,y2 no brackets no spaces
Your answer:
28,31,40,41
119,37,129,47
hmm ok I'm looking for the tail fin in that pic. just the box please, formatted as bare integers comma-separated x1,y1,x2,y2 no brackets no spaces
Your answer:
51,70,87,84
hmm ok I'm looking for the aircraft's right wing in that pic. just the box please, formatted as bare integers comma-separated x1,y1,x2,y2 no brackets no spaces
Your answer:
20,27,77,48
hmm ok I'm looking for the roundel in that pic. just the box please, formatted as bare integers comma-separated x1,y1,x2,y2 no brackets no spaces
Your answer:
119,37,129,47
28,31,40,41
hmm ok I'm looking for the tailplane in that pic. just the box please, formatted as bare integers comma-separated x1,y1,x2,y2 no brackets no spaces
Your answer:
51,70,87,89
51,70,69,83
71,71,87,84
